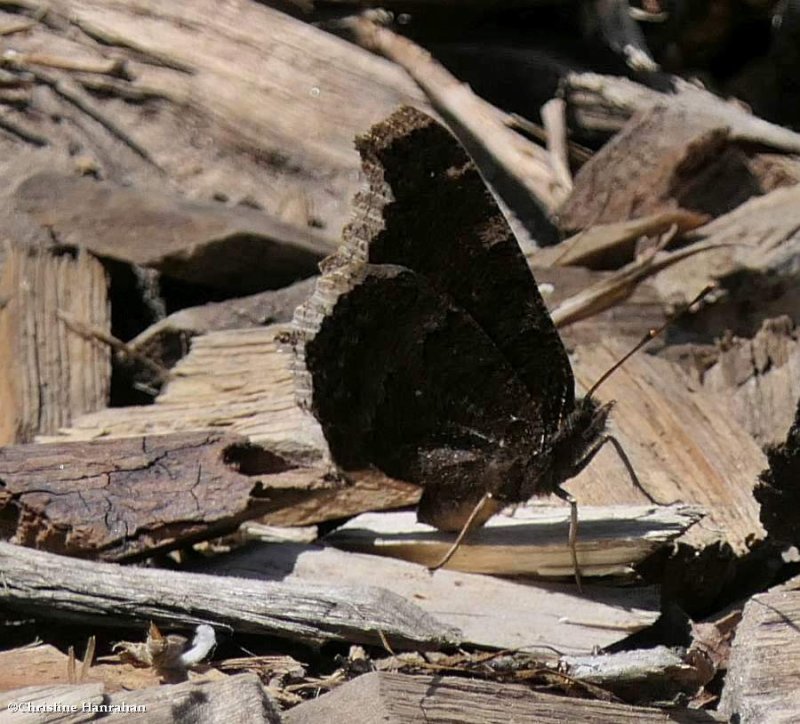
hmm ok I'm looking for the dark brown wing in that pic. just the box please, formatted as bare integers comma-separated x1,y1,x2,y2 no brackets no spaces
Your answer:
338,106,575,435
294,263,542,530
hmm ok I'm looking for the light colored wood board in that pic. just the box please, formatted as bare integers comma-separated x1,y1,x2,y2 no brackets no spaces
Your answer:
195,542,660,655
0,682,103,723
0,541,458,650
719,590,800,723
283,672,725,724
651,184,800,308
0,0,427,235
703,317,800,447
0,674,281,723
103,673,282,724
43,325,326,461
0,243,110,444
566,340,765,555
324,504,703,577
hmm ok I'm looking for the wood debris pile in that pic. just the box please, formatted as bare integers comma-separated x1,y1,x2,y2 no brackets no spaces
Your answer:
1,1,799,721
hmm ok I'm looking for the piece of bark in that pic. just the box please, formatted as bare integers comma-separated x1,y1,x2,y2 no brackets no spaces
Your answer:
194,541,661,655
562,71,800,155
566,339,766,557
12,172,331,293
753,398,800,546
0,243,110,445
0,682,104,723
558,103,793,232
0,541,459,650
703,317,800,448
561,646,712,703
129,278,318,372
324,504,703,578
0,0,427,235
719,590,800,722
0,431,338,560
284,672,725,724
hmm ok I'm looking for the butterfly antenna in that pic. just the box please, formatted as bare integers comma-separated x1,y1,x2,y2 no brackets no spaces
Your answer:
585,284,715,399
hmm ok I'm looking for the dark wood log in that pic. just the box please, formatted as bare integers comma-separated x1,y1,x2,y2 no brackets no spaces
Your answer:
0,541,460,650
283,672,725,723
0,431,338,560
0,243,110,445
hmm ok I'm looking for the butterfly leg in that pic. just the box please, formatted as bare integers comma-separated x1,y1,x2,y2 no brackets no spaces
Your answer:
428,491,494,572
554,485,582,592
603,435,669,504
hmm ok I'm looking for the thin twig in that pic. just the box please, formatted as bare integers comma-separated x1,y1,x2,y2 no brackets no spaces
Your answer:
56,309,171,383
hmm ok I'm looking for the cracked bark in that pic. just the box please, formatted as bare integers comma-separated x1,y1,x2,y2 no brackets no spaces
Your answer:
0,430,340,560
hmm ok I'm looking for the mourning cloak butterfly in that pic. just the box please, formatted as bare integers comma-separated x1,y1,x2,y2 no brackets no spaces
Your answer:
291,107,619,575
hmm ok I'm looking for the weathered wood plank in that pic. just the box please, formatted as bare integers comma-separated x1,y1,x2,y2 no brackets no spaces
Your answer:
0,243,110,445
0,431,338,560
719,590,800,722
12,172,333,293
324,504,703,578
0,542,459,650
195,541,660,655
283,672,725,723
0,0,428,235
41,324,422,525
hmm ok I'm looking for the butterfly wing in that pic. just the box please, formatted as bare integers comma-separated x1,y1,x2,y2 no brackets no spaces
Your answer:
295,263,541,530
340,106,575,435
